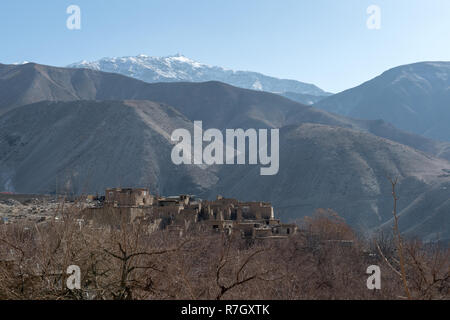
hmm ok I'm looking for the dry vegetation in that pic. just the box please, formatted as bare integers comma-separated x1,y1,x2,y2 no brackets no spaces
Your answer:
0,204,448,300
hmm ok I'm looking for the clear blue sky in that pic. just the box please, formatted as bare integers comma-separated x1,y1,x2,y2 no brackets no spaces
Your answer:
1,0,449,93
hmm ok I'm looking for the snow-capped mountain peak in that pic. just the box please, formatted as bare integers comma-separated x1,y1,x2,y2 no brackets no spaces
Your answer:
68,54,330,97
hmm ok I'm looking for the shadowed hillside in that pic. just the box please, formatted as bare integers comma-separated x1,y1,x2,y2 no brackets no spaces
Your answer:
2,63,450,159
0,100,218,195
208,123,450,237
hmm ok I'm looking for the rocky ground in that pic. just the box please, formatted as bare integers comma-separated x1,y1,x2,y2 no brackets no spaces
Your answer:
0,194,82,225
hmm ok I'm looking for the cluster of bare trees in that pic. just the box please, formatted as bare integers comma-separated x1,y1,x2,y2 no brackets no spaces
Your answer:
0,205,448,300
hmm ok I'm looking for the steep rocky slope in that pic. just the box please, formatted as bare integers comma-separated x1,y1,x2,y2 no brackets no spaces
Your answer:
0,100,217,195
315,62,450,141
2,62,448,160
208,123,450,234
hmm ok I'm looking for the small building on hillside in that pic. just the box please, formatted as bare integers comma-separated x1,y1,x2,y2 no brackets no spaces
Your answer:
105,188,153,207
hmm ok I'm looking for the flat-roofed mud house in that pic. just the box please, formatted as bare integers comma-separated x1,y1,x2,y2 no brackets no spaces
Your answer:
82,188,154,225
105,188,153,206
82,188,297,239
201,196,295,238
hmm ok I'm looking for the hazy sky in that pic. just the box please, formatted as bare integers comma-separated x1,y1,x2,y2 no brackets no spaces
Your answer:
1,0,449,92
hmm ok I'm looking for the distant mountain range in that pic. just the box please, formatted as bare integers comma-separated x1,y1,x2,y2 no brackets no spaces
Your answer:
315,62,450,141
1,62,450,241
67,54,332,104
